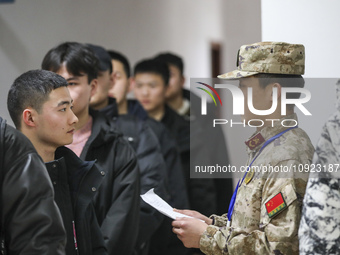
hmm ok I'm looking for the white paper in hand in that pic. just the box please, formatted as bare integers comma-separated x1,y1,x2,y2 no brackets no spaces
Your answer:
141,188,195,220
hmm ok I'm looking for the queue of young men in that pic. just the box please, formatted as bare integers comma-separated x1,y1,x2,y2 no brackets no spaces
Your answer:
87,43,173,255
2,40,336,255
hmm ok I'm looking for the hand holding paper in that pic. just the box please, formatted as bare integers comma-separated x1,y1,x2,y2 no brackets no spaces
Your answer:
141,188,208,249
173,208,213,224
141,188,203,221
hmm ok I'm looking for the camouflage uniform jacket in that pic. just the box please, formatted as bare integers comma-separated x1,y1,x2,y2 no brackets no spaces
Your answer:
299,93,340,254
200,114,314,255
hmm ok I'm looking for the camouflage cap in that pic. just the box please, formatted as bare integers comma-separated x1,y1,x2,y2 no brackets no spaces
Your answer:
218,42,305,79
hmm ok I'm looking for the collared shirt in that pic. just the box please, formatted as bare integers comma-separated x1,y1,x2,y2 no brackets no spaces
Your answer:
200,114,315,255
177,98,190,116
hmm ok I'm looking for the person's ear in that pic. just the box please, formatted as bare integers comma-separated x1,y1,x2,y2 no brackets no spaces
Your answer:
272,83,282,101
128,77,134,92
22,108,37,127
109,73,114,90
90,79,98,98
267,83,281,103
129,77,136,92
180,76,186,88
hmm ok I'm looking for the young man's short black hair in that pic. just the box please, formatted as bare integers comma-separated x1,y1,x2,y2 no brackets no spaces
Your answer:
154,52,184,75
108,50,131,78
255,73,305,108
41,42,99,84
7,69,68,129
87,44,113,74
134,58,170,85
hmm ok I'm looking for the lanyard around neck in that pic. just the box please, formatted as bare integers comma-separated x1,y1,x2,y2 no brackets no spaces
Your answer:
226,126,297,224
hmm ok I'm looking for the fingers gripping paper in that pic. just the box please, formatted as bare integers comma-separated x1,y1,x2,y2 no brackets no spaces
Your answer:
141,188,194,220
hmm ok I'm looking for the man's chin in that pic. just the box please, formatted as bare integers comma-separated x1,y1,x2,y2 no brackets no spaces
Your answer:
63,139,73,146
141,104,153,112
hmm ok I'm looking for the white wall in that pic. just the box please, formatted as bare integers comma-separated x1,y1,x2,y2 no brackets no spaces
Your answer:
4,0,327,181
219,0,262,172
1,0,264,185
0,0,223,124
261,0,340,146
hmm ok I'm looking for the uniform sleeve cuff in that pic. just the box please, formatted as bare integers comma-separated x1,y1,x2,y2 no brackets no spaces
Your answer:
209,214,228,227
200,225,219,254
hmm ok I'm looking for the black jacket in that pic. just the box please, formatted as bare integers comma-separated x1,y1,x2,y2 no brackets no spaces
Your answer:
128,100,189,209
183,89,233,216
79,110,140,255
46,146,106,255
0,117,66,254
161,104,190,156
128,100,189,255
100,98,169,253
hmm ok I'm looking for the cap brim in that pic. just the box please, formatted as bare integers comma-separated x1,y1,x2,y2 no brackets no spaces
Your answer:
217,70,259,80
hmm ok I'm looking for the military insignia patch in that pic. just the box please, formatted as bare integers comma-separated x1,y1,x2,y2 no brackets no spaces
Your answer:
244,168,254,184
245,133,265,150
265,192,287,218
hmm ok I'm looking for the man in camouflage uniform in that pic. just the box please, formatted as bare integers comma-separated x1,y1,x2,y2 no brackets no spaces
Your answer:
172,41,314,254
299,80,340,255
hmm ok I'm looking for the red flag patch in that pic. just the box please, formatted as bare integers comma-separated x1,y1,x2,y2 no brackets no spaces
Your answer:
265,192,287,218
245,133,265,150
